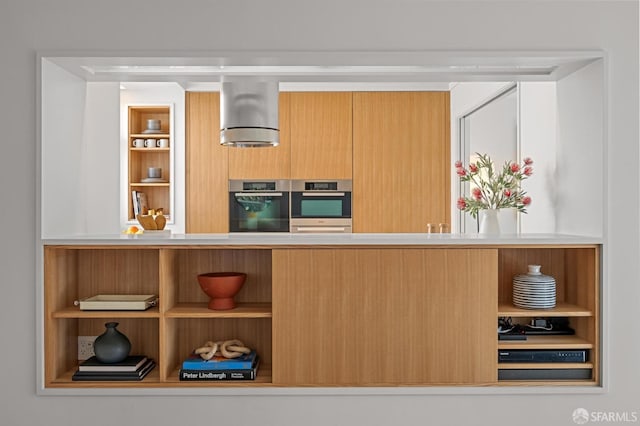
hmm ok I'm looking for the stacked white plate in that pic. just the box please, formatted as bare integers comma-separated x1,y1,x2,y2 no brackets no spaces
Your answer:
512,265,556,309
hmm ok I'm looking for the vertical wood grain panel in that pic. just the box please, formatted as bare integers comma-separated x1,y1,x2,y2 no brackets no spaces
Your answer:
352,92,450,232
228,93,292,179
44,248,79,383
159,248,178,380
185,92,229,233
272,248,497,385
290,92,353,179
566,247,599,381
76,249,159,297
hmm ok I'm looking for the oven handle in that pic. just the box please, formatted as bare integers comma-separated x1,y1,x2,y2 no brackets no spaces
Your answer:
301,192,345,197
295,226,349,232
234,192,284,197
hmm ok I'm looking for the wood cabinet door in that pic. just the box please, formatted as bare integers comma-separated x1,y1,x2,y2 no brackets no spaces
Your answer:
290,92,353,179
272,248,497,386
228,93,291,179
353,92,450,232
185,92,229,233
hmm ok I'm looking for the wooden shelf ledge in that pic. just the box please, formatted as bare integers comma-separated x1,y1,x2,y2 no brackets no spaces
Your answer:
51,306,160,319
498,302,593,317
498,362,593,370
130,133,170,138
129,182,170,187
165,302,272,318
498,335,594,349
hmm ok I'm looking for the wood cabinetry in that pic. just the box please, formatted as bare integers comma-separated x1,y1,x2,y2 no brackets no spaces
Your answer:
42,242,600,390
290,92,353,179
272,248,497,385
228,93,292,179
185,91,451,233
127,106,173,222
185,92,228,233
352,92,451,232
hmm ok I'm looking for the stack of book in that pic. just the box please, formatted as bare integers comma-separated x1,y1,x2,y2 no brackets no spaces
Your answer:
72,355,155,381
179,350,259,381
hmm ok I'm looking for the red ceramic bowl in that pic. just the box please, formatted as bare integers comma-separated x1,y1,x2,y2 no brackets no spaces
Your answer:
197,272,247,310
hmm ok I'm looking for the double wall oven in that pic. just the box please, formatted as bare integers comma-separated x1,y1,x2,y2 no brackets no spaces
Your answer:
229,179,352,233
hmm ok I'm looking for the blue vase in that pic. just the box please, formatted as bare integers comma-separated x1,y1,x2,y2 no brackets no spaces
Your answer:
93,322,131,363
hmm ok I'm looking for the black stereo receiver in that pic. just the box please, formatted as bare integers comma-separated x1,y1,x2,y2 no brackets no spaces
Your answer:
498,349,588,363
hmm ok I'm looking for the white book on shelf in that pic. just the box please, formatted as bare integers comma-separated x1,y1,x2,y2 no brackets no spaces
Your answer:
131,190,140,216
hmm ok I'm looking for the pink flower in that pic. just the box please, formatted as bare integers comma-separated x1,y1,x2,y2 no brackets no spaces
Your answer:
469,163,478,173
522,196,532,205
454,160,463,168
524,157,533,165
523,166,533,176
456,197,467,210
510,163,520,173
504,189,511,197
472,187,482,200
456,167,466,177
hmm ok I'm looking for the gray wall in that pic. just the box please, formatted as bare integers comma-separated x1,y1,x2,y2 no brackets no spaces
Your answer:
1,1,638,425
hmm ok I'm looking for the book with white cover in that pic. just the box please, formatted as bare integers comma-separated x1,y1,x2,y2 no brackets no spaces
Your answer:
76,294,158,311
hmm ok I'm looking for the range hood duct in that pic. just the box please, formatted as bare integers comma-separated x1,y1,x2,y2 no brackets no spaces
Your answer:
220,79,279,147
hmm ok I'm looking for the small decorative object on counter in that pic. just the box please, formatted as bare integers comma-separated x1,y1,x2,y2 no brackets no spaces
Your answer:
136,211,167,231
194,339,252,360
512,265,556,309
479,209,500,234
197,272,247,310
455,153,533,234
93,322,132,364
426,223,450,234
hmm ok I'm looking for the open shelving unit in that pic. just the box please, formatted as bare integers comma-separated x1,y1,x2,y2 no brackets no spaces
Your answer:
496,246,600,385
127,105,174,223
44,246,272,388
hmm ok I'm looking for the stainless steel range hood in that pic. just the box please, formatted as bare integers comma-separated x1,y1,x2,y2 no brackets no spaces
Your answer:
220,79,279,147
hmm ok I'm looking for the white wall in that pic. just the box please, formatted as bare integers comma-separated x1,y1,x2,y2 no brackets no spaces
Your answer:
1,1,638,426
519,82,557,233
83,82,121,234
556,60,605,237
41,60,86,236
119,83,186,233
41,63,121,236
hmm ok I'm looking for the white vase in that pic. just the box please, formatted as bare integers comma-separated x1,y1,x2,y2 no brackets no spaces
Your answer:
479,209,500,234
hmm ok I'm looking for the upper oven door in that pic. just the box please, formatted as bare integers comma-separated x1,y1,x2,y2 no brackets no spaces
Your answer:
229,180,290,232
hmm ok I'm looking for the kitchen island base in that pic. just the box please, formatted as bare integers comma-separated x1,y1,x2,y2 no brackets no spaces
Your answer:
42,240,600,389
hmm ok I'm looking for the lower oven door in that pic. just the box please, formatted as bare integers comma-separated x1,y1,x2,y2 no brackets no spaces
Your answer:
229,192,290,232
291,192,352,220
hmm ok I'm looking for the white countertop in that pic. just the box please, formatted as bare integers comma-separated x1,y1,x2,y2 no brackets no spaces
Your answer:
41,233,603,246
